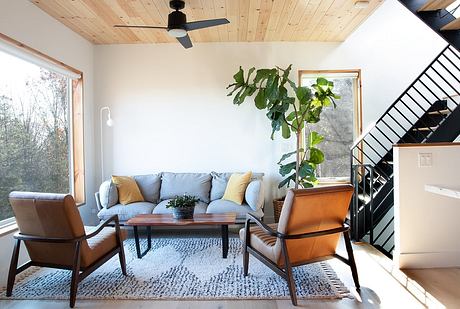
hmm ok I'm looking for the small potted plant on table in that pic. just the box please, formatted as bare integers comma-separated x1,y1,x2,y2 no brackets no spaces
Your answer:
166,194,200,219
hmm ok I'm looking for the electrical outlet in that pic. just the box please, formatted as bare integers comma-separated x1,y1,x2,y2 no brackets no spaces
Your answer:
418,153,432,167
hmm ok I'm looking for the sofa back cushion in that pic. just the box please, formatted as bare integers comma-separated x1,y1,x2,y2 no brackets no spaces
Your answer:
99,180,118,209
210,172,264,201
245,179,264,211
160,172,212,203
133,174,161,203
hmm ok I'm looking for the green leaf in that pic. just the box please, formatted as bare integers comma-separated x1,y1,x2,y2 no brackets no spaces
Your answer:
308,131,324,147
323,97,331,107
298,162,315,178
309,147,324,164
281,121,291,139
246,67,255,83
278,173,296,189
255,89,267,109
233,67,244,84
279,161,296,176
296,86,311,103
277,150,299,164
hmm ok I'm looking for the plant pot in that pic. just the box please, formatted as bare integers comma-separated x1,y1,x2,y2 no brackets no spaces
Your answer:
172,206,194,219
273,197,286,223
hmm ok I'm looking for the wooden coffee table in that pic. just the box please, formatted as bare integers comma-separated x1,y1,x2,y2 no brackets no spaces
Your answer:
126,213,237,259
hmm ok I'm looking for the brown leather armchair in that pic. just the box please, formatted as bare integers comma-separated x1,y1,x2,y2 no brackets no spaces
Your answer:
240,184,359,305
6,192,128,308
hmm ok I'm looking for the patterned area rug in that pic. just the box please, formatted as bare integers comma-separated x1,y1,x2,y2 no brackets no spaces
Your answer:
1,237,350,300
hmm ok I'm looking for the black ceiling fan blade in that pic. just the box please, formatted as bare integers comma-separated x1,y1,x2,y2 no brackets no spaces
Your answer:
184,18,230,31
177,34,193,49
114,25,168,29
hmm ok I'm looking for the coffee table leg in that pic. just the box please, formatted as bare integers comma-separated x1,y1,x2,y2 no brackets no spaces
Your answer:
133,226,151,259
133,226,141,258
222,224,229,258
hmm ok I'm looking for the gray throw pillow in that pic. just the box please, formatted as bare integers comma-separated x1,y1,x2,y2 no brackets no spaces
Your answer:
99,180,118,209
134,174,161,203
210,172,264,201
160,172,212,203
244,180,264,211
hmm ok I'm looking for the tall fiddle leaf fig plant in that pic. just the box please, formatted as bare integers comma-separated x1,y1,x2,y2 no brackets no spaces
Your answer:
226,65,340,189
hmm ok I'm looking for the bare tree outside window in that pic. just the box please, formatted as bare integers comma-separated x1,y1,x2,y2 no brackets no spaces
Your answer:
0,50,71,221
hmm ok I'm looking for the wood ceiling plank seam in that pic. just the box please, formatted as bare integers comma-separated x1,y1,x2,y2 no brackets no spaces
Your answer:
318,0,357,41
238,0,251,42
247,0,262,42
281,0,309,41
255,0,274,41
291,0,320,41
332,0,383,41
109,0,148,43
226,0,239,42
70,0,116,44
116,0,159,43
80,0,140,43
201,0,221,42
264,0,286,41
129,0,168,43
303,0,336,41
186,0,207,42
36,0,100,44
275,0,302,41
138,0,173,43
312,0,350,41
213,0,229,42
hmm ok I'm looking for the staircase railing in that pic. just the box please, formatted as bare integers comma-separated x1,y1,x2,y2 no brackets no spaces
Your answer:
350,44,460,257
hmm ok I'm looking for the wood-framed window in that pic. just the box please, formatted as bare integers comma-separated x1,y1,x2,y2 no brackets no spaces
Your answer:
298,69,363,182
0,33,85,225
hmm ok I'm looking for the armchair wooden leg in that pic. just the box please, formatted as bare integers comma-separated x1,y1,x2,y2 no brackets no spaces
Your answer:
344,231,360,290
281,240,297,306
70,241,81,308
118,244,127,276
6,239,21,297
243,219,251,276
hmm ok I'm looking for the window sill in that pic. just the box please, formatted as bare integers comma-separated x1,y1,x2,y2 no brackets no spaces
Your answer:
0,222,18,237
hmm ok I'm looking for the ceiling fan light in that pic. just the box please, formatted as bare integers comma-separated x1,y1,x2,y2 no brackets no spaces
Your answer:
168,28,187,38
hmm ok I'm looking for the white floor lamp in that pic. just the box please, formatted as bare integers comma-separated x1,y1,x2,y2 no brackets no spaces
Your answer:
100,106,113,181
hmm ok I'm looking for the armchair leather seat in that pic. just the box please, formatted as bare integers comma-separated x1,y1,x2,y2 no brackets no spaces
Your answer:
83,227,128,267
239,223,278,262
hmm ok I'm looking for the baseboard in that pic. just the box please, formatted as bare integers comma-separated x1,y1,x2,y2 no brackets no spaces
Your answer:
396,251,460,268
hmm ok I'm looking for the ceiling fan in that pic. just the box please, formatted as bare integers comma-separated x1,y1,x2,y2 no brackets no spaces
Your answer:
114,0,230,49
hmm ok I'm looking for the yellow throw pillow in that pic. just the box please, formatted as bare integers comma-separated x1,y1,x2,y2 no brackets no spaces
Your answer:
111,176,144,205
222,171,252,205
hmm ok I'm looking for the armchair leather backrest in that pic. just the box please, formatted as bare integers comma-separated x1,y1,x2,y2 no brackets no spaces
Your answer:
9,191,88,266
276,185,353,266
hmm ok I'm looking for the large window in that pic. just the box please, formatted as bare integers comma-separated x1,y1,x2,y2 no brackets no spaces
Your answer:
300,70,362,181
0,35,84,224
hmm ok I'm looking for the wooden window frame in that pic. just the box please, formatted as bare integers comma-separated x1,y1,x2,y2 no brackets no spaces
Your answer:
298,69,363,183
0,32,85,206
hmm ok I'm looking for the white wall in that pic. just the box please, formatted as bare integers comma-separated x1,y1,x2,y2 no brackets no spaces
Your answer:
0,0,96,287
94,0,446,220
394,144,460,268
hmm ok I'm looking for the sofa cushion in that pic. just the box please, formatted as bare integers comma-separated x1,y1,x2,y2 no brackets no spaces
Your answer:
160,172,212,203
152,199,208,215
112,176,144,205
222,172,252,205
206,199,264,221
245,180,264,211
99,180,118,209
210,172,264,201
97,202,155,222
133,174,161,203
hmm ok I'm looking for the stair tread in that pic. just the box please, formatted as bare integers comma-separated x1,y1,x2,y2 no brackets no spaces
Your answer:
427,109,450,115
418,0,456,11
441,17,460,30
412,126,439,131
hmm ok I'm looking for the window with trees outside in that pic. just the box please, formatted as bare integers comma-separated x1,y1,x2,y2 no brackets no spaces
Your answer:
299,70,362,182
0,36,84,226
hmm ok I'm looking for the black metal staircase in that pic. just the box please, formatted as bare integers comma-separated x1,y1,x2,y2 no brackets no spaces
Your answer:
350,44,460,257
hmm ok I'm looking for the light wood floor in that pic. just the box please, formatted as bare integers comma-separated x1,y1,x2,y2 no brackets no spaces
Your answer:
1,235,459,309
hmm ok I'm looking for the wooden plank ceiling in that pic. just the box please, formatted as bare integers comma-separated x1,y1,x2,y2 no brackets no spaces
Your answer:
31,0,384,44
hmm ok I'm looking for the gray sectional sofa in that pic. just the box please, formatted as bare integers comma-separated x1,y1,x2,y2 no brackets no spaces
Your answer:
95,172,264,224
